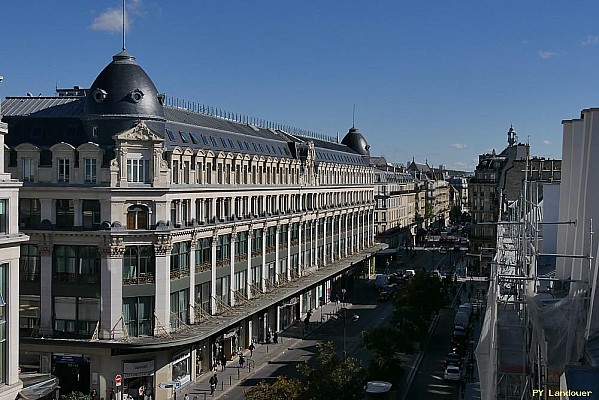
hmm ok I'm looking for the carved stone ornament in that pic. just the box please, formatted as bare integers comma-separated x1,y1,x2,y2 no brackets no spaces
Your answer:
154,234,172,256
113,121,164,142
100,236,125,258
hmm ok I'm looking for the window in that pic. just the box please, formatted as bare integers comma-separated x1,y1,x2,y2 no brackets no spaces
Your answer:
179,131,189,143
123,246,155,284
170,289,189,329
195,282,211,314
221,138,228,148
235,231,248,260
195,237,212,268
22,157,35,182
20,244,41,282
53,245,100,284
170,242,190,278
127,158,150,183
166,130,176,141
0,200,7,234
202,135,209,145
266,227,276,251
55,199,74,229
57,158,70,183
172,160,179,184
84,158,96,183
235,270,247,297
123,296,154,337
53,296,100,338
216,234,231,264
216,275,230,304
0,263,6,383
183,161,190,184
190,133,200,144
82,200,101,229
251,229,263,255
210,136,218,147
127,205,149,230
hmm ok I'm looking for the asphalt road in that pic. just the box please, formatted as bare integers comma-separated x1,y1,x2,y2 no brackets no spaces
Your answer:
214,280,394,399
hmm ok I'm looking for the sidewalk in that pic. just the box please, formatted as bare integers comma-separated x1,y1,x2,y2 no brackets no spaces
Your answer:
181,300,343,400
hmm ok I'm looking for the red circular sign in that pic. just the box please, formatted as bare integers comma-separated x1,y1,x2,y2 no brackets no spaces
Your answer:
115,375,122,385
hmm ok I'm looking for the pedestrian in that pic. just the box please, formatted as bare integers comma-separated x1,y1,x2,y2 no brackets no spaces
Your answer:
209,373,218,395
221,354,227,371
249,342,255,357
273,331,278,344
90,389,98,400
238,353,245,368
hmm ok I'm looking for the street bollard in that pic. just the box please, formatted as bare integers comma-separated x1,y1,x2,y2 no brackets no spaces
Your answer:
221,382,224,391
266,344,269,353
229,375,232,385
237,368,240,380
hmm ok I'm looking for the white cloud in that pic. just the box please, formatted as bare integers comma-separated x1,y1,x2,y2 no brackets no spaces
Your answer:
581,35,599,46
91,0,143,34
450,143,467,149
542,139,552,145
538,50,558,59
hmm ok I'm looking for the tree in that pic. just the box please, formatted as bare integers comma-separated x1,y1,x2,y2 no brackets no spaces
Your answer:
245,376,304,400
393,270,444,320
245,341,365,400
60,393,91,400
362,325,407,382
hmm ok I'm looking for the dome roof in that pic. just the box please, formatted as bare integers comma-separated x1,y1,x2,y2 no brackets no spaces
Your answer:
84,50,165,121
341,126,370,156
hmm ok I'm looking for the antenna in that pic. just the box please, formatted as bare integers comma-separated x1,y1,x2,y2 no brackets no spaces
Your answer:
122,0,126,50
352,104,356,128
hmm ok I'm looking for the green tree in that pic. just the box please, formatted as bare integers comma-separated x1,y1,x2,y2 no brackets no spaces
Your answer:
394,270,444,320
245,376,304,400
60,392,91,400
245,341,365,400
362,325,407,382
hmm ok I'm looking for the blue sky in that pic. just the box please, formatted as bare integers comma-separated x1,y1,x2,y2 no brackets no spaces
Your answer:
2,1,599,170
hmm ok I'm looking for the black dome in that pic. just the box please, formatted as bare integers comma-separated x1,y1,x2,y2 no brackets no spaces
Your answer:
84,50,165,121
341,126,370,156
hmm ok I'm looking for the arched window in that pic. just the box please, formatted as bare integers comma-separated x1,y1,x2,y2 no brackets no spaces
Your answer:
123,246,155,284
127,205,149,230
19,198,41,229
170,242,190,279
20,244,40,282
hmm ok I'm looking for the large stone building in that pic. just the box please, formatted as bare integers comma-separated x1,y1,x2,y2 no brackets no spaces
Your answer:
1,49,383,398
0,122,29,400
406,160,451,231
371,158,418,249
469,126,561,272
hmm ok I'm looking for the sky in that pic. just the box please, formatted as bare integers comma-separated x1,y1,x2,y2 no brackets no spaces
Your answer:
3,1,599,171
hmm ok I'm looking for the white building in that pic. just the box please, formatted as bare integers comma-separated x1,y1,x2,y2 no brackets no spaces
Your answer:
1,50,384,398
0,121,29,400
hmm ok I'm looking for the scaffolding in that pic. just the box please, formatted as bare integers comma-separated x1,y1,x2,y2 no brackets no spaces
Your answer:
475,156,594,400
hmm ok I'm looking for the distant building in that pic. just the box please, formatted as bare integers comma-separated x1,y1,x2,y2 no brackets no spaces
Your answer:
469,126,561,272
372,159,418,249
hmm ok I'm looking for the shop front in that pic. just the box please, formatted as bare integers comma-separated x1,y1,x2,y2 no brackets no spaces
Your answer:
122,360,155,400
172,350,191,384
52,353,90,395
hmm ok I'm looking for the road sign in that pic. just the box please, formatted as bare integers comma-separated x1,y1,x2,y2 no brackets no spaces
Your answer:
158,381,181,390
115,374,122,387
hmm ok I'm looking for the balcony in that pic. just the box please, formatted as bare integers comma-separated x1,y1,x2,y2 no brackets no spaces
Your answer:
123,273,155,285
170,268,190,280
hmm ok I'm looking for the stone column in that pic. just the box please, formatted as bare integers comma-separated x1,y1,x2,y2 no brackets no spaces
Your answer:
229,227,236,306
189,233,196,324
210,231,218,313
154,234,172,334
99,237,124,339
73,199,82,227
247,225,253,299
39,198,53,224
314,219,318,267
38,244,53,335
298,220,303,276
274,222,280,285
287,224,292,281
261,223,267,292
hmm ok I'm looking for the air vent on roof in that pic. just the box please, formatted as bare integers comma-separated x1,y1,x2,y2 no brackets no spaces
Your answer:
249,125,260,132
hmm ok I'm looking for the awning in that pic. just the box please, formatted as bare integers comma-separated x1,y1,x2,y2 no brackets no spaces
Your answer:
19,374,59,400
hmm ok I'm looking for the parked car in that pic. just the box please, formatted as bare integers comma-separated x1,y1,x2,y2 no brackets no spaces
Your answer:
444,352,463,367
377,290,393,302
443,365,463,381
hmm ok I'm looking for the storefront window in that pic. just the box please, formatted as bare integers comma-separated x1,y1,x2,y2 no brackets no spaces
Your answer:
172,351,190,384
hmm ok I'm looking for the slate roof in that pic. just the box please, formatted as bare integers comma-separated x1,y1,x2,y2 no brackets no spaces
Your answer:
2,97,367,166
